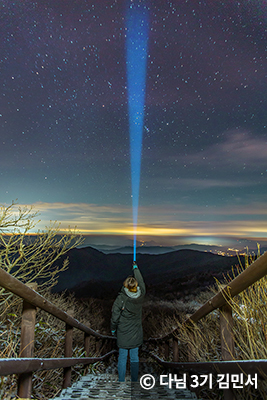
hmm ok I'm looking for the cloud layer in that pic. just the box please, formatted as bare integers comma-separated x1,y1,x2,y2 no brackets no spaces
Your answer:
15,200,267,243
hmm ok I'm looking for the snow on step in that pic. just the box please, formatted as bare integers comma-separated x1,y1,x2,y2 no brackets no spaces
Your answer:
51,373,199,400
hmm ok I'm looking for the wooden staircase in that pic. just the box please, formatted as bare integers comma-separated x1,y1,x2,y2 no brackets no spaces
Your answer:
51,372,199,400
2,253,267,399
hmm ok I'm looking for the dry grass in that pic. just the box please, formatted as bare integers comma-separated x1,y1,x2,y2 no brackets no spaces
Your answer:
0,289,107,400
1,246,267,399
171,248,267,399
0,202,108,399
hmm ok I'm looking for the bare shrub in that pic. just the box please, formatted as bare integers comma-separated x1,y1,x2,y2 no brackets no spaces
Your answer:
172,247,267,399
0,201,83,295
0,289,108,400
0,202,98,399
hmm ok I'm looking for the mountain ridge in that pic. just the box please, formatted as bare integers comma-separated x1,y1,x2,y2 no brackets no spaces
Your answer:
53,247,244,299
94,243,222,255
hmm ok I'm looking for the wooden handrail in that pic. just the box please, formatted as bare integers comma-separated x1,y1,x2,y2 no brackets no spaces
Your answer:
147,351,267,378
144,252,267,400
0,266,114,340
146,251,267,342
186,250,267,324
0,351,117,376
0,266,117,397
2,250,267,398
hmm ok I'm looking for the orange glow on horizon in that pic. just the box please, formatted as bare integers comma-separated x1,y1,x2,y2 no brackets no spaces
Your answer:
8,201,267,241
58,224,267,239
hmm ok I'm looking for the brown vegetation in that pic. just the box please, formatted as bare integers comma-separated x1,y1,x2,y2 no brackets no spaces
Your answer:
171,249,267,399
1,203,267,399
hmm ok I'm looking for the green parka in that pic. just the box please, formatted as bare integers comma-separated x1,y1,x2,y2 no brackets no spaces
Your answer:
110,267,146,349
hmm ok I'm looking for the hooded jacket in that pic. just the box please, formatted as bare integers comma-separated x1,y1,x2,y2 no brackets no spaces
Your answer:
110,267,146,349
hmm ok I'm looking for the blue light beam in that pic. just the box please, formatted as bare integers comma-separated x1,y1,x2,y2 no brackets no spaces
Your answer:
126,1,149,262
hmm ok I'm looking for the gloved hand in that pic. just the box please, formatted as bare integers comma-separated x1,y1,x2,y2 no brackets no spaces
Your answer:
133,261,138,269
111,330,116,336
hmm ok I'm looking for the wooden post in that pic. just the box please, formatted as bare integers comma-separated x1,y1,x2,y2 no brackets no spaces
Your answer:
164,341,169,360
173,339,179,362
17,283,37,399
63,323,73,388
105,338,110,353
95,338,101,355
187,330,195,362
220,303,234,361
220,303,235,400
107,338,114,352
84,333,90,356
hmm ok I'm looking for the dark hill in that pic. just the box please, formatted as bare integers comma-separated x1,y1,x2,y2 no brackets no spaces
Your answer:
53,247,244,299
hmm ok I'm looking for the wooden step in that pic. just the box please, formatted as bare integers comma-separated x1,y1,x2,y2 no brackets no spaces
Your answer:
51,373,200,400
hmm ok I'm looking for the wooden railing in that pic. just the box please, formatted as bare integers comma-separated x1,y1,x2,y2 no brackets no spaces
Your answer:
2,251,267,399
144,251,267,400
0,267,117,399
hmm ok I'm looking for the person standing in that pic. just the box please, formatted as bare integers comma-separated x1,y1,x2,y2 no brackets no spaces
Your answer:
111,262,146,382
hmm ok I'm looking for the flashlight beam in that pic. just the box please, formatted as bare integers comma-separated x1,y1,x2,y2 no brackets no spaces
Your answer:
126,1,149,262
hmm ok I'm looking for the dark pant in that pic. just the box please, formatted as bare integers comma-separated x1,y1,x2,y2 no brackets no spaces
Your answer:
118,347,139,382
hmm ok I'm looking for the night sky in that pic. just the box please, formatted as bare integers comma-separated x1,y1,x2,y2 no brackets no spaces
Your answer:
1,0,267,248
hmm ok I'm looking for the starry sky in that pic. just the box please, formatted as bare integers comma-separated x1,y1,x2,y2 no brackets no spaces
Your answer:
1,0,267,248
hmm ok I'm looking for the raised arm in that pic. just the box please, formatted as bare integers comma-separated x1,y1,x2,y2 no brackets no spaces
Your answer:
133,262,146,295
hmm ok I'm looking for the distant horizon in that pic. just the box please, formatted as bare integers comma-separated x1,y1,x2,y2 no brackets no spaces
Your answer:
15,231,267,252
78,234,267,251
2,2,267,264
13,202,267,252
15,199,265,250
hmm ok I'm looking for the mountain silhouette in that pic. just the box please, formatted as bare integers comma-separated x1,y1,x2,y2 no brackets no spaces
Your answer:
52,247,244,299
98,243,223,255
